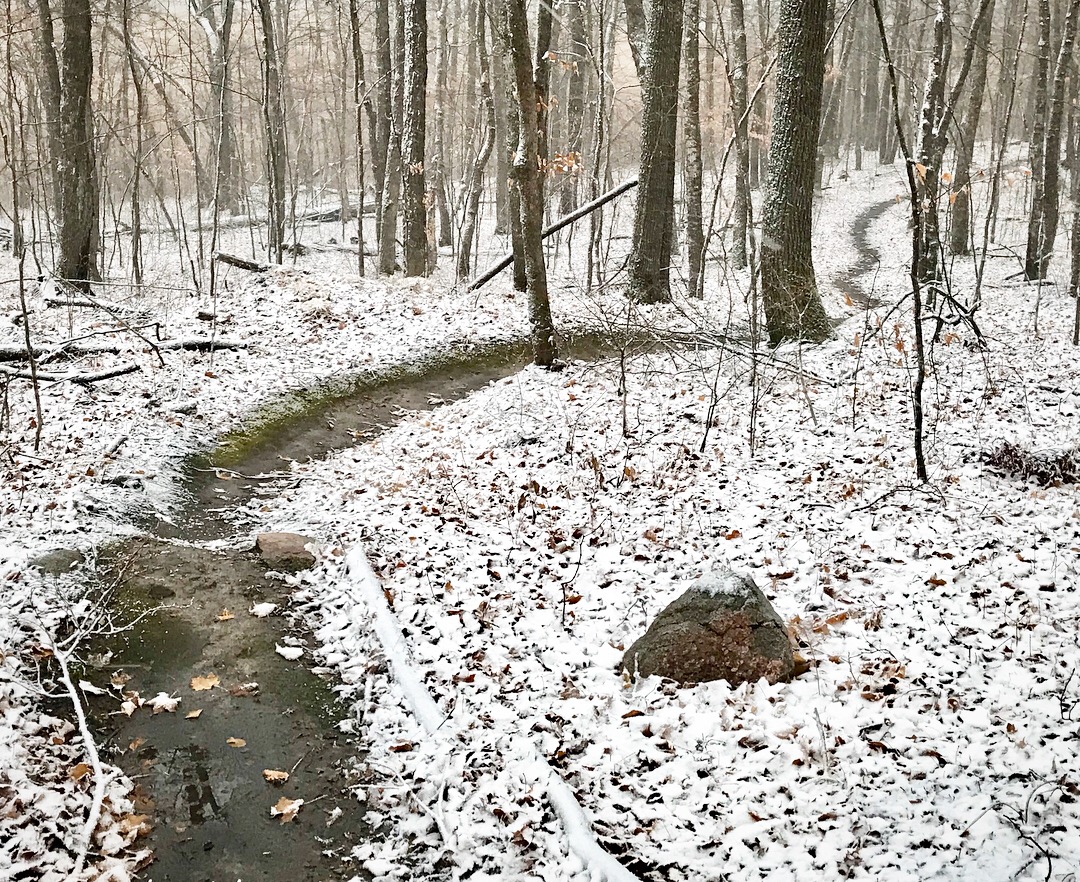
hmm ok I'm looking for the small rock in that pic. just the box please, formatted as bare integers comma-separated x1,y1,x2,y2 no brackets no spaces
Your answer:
255,532,317,572
621,570,795,687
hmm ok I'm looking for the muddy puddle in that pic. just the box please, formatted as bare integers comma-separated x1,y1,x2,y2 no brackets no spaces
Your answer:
76,335,629,880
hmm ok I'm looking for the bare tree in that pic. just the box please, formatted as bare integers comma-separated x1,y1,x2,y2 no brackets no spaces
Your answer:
760,0,832,344
255,0,286,264
627,0,683,303
401,0,428,276
683,0,704,294
502,0,558,366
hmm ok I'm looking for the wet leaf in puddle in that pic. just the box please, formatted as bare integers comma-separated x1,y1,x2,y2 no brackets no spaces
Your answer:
185,709,203,720
270,796,304,823
190,673,220,691
148,693,180,714
128,738,146,751
226,737,247,748
69,762,92,781
262,769,290,784
215,609,235,622
110,671,131,688
229,682,260,697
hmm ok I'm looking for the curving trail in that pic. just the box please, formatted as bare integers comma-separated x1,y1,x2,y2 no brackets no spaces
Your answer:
833,197,898,309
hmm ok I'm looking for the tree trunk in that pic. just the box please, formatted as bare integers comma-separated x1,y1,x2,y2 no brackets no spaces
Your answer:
503,0,559,366
374,0,392,234
348,0,368,276
1026,0,1080,279
683,0,704,295
380,0,406,274
559,0,588,215
730,0,752,268
457,0,496,278
760,0,832,345
433,1,453,248
33,0,62,210
628,0,683,303
624,0,648,81
255,0,286,264
55,0,99,288
949,0,994,255
402,0,428,276
1024,0,1052,279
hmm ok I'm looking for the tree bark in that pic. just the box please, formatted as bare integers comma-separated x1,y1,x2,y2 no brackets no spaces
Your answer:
760,0,832,345
1025,0,1080,280
255,0,286,264
1024,0,1052,279
457,0,496,278
379,0,406,274
559,0,588,215
730,0,752,268
55,0,99,288
503,0,559,366
949,0,994,255
402,0,429,276
683,0,704,295
628,0,683,303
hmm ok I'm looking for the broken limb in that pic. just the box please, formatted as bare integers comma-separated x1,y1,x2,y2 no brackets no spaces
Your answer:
467,179,639,292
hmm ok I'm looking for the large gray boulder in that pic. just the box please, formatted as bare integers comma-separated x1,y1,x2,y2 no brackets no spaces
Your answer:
255,532,317,572
621,570,794,686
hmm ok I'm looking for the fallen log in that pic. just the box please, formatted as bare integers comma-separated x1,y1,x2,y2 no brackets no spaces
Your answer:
214,251,268,272
467,178,638,292
0,342,121,362
0,363,140,385
159,337,247,352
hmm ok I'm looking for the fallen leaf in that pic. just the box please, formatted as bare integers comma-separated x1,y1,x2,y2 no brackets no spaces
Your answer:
621,709,644,719
69,763,92,781
389,742,415,753
147,693,179,714
270,796,304,823
118,813,152,838
229,682,260,697
226,737,246,748
185,709,203,720
215,609,235,622
128,737,145,751
190,673,220,691
79,679,106,695
110,671,131,688
262,769,290,784
250,602,278,618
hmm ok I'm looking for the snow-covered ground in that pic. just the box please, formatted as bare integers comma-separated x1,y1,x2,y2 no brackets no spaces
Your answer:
2,160,1079,880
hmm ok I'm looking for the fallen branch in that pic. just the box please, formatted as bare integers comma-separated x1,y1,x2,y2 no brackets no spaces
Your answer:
0,342,121,362
214,251,268,273
345,547,639,882
0,363,141,385
158,337,247,352
467,179,638,292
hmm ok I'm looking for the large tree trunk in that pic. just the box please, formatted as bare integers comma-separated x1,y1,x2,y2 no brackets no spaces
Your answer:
624,0,648,80
504,0,558,366
401,0,428,276
255,0,286,264
348,0,368,276
1025,0,1080,280
1024,0,1052,279
627,0,683,303
760,0,831,345
949,0,995,255
683,0,704,295
432,1,453,249
379,0,406,274
373,0,392,235
191,1,240,214
55,0,99,288
914,0,950,289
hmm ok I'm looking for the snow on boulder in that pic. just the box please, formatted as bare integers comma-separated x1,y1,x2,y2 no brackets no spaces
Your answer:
255,532,317,571
620,570,795,687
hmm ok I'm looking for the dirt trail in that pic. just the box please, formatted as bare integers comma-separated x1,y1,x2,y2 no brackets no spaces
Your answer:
833,197,897,308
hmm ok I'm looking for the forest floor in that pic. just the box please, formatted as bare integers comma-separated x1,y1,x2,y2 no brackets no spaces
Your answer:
2,158,1079,881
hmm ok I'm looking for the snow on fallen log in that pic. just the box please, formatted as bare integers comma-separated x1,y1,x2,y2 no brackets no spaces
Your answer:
0,363,141,385
345,547,639,882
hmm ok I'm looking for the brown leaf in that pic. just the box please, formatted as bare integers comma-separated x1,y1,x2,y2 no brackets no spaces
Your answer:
270,796,304,823
229,682,260,697
185,709,203,720
69,763,92,781
389,742,415,753
226,737,247,748
110,671,131,688
118,813,152,838
190,673,220,692
621,709,644,719
215,609,235,622
262,769,290,784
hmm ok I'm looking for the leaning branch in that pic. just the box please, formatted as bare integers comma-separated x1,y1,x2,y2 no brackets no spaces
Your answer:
467,179,638,292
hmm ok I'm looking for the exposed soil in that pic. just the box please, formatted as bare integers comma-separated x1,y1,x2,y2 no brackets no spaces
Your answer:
833,197,896,308
77,334,624,880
